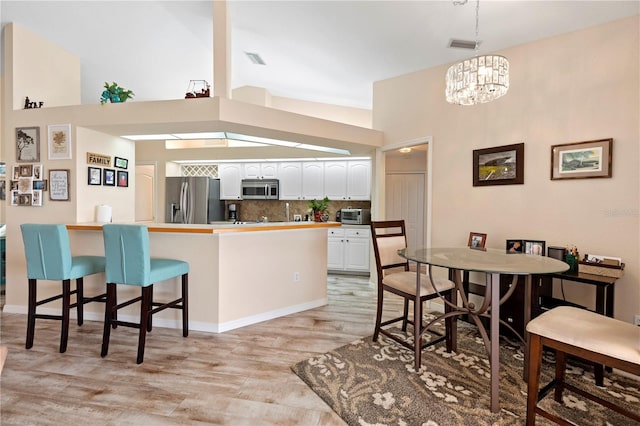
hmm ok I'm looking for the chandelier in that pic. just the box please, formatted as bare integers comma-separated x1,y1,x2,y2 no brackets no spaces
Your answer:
445,0,509,106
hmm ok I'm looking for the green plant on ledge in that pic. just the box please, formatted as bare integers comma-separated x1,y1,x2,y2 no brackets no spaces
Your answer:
100,82,134,104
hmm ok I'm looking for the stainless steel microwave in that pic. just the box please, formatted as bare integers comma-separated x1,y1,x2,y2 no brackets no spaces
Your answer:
340,208,371,225
241,179,279,200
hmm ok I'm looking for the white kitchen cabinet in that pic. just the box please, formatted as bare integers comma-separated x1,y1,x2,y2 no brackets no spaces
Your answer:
323,161,348,200
346,160,371,200
323,160,371,200
327,227,370,274
278,162,303,200
219,163,243,200
302,162,324,200
243,163,278,179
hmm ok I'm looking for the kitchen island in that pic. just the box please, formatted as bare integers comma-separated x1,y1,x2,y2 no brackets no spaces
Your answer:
7,221,341,333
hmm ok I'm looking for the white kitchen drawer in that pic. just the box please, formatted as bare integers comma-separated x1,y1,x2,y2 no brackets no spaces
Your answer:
328,228,345,237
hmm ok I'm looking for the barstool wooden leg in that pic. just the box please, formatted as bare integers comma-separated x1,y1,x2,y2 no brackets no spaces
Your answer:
60,279,71,353
147,285,153,332
26,279,37,349
137,286,153,364
373,287,383,342
526,334,544,426
554,350,567,402
76,277,84,326
101,283,117,357
401,299,409,331
182,274,189,337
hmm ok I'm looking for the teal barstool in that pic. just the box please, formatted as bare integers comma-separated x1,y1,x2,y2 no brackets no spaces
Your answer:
101,224,189,364
20,224,106,353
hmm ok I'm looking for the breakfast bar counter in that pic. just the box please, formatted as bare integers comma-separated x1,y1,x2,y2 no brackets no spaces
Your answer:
6,221,341,333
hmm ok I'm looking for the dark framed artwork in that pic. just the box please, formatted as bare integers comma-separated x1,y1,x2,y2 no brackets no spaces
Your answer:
114,157,128,169
88,167,102,185
506,239,524,253
468,232,487,249
117,170,129,187
550,138,612,180
103,168,116,186
473,142,524,186
524,240,546,256
16,127,40,162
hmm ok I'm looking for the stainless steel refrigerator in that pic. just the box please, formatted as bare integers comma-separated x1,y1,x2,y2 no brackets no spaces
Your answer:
165,177,225,224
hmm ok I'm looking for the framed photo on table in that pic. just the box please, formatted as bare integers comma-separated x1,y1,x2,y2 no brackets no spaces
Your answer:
506,239,524,253
473,143,524,187
524,240,546,256
16,127,40,162
468,232,487,249
550,138,612,180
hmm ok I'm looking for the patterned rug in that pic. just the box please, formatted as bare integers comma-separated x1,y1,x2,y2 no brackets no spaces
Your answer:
291,319,640,426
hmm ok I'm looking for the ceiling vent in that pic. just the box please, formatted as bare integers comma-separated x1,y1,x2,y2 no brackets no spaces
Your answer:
245,52,266,65
448,39,479,50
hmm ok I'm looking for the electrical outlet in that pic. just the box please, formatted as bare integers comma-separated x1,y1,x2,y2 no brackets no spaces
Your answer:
634,314,640,326
294,272,300,282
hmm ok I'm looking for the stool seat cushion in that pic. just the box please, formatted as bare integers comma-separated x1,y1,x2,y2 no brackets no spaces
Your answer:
384,271,455,297
149,259,189,286
526,306,640,366
69,256,106,280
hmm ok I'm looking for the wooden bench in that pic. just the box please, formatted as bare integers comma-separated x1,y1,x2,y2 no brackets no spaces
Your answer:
525,306,640,425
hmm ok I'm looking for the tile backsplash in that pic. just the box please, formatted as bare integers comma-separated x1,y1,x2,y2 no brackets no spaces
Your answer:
226,200,371,222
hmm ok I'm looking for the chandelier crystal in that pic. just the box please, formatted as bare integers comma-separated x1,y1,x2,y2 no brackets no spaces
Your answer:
445,0,510,105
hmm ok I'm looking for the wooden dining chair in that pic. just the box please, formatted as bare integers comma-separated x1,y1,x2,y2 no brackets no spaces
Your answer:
20,223,106,353
370,220,457,371
101,224,189,364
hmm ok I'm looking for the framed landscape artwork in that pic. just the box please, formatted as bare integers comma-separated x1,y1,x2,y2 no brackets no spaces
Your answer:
473,143,524,187
550,138,612,180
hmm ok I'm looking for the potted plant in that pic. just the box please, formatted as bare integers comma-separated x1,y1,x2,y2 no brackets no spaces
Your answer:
308,197,330,222
100,82,134,104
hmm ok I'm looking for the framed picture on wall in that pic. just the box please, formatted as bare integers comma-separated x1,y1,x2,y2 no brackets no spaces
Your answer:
473,143,524,187
49,169,70,201
551,138,612,180
16,127,40,162
114,157,128,169
48,124,72,160
88,167,101,185
103,168,116,186
117,170,128,187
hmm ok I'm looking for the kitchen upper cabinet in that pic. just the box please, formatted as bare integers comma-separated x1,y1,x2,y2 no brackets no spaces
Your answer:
243,163,278,179
219,163,243,200
324,160,371,200
301,162,324,200
278,162,303,200
346,161,371,200
323,161,348,200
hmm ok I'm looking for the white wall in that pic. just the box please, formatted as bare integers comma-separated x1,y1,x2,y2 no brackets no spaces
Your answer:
373,16,640,323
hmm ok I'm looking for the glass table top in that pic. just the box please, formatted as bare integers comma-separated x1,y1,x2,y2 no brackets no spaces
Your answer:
398,247,569,275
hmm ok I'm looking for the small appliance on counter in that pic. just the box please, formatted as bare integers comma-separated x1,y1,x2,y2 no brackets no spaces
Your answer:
335,210,342,222
340,208,371,225
228,203,239,222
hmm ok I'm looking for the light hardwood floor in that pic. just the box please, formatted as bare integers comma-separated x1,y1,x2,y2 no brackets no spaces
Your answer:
0,274,406,425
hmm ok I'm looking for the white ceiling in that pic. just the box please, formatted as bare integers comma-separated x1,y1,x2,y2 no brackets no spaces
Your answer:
1,1,638,109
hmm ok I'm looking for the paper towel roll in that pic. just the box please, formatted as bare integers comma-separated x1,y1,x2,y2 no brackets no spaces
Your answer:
95,204,112,223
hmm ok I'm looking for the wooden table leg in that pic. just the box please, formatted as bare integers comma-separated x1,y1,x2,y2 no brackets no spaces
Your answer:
490,272,500,413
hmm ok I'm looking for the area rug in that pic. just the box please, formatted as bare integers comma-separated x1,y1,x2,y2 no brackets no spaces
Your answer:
292,319,640,426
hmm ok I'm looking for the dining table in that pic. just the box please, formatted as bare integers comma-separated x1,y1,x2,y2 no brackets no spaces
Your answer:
398,247,569,413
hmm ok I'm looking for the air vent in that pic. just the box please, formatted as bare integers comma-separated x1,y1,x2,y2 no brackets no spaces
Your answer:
448,39,479,50
245,52,266,65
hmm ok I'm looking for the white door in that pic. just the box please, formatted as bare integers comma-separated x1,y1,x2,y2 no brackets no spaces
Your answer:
385,173,425,249
135,164,155,222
